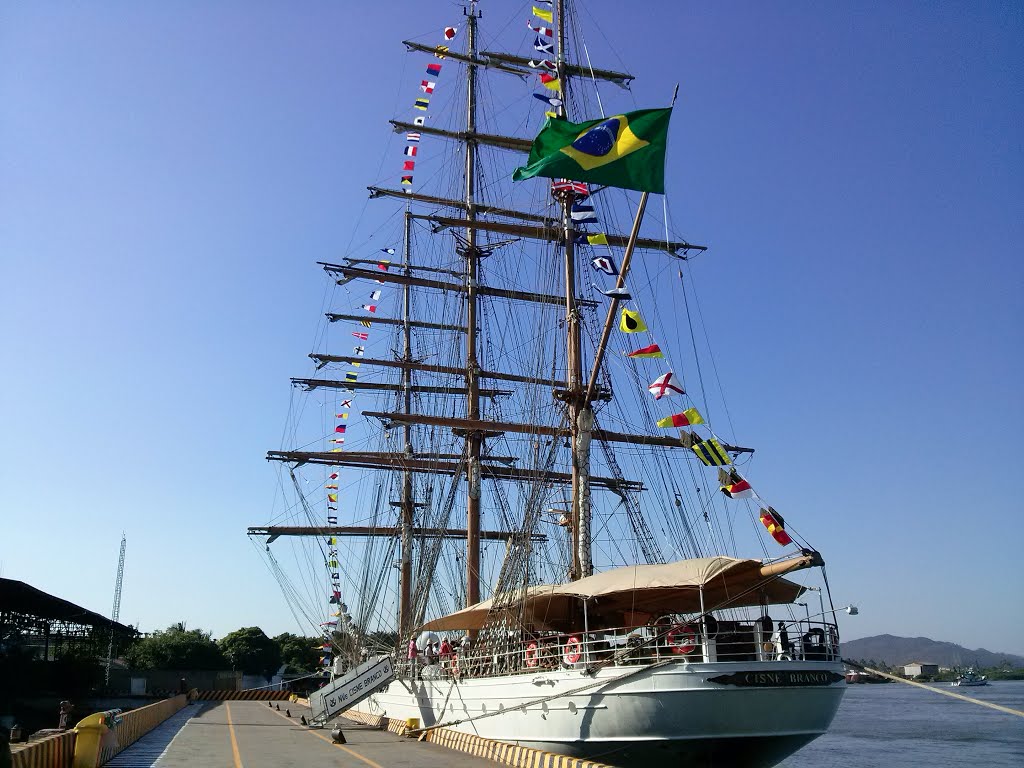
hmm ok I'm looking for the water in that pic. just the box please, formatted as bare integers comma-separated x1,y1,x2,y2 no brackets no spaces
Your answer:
779,680,1024,767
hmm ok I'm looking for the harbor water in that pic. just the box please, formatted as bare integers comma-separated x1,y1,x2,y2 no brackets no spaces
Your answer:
779,680,1024,767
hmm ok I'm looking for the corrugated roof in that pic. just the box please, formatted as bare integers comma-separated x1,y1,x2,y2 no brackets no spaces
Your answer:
0,577,136,634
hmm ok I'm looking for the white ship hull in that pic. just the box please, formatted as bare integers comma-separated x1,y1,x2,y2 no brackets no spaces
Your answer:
353,660,846,767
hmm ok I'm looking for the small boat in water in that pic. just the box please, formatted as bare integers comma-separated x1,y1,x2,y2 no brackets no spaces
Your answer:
952,669,988,687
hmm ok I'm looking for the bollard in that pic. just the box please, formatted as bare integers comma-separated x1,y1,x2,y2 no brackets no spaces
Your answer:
72,710,121,768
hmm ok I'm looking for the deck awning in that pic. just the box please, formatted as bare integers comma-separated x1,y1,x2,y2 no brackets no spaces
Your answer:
420,556,809,632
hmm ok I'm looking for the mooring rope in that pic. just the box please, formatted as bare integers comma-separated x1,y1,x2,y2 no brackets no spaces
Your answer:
846,661,1024,719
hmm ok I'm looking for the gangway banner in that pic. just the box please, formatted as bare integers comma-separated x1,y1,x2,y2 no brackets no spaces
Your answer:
309,655,395,723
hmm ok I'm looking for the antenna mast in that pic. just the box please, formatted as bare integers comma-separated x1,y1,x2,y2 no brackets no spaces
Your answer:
105,533,127,687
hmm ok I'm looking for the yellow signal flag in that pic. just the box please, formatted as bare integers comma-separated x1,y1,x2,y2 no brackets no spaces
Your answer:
587,233,609,245
655,408,704,428
533,6,554,23
327,494,338,503
620,307,647,333
542,77,562,92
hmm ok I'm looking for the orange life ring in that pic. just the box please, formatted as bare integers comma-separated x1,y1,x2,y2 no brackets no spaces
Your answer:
525,642,539,668
563,635,582,665
667,624,698,655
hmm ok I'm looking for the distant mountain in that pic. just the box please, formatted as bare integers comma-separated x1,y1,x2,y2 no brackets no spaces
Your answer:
840,634,1024,668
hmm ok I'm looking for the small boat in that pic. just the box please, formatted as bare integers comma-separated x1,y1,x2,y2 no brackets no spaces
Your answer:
951,669,988,687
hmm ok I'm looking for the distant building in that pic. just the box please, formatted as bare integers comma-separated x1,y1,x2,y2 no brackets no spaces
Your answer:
902,662,939,677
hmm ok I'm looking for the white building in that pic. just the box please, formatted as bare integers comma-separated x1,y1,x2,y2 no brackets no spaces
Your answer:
902,662,939,677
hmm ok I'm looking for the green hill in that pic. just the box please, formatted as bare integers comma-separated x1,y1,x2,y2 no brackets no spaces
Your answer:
840,634,1024,668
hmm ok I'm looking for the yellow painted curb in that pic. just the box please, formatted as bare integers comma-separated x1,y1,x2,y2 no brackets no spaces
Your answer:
340,709,615,768
11,730,76,768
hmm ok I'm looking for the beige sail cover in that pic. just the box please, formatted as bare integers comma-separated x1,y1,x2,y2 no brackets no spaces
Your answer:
421,556,806,631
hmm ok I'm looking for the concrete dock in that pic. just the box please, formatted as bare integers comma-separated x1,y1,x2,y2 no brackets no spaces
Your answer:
106,699,498,768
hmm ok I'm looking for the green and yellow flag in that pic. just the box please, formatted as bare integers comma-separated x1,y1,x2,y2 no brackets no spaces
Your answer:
512,108,672,193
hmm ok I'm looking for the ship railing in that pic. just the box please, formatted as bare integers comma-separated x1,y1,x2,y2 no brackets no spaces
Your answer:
394,617,840,680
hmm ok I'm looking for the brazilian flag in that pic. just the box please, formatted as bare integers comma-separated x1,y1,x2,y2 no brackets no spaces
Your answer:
512,108,672,194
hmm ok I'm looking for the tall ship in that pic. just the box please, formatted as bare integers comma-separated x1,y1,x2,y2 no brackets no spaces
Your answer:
250,2,847,765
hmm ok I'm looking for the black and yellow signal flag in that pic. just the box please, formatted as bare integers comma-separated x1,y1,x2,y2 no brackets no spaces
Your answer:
692,437,732,467
620,307,647,333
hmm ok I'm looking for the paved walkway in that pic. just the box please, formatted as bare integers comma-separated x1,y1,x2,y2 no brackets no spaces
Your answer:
105,704,199,767
110,700,498,768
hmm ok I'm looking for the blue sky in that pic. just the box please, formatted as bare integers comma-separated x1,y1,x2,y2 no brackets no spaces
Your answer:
2,2,1022,654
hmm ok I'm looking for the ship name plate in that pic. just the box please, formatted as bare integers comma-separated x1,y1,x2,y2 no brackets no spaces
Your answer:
707,670,844,687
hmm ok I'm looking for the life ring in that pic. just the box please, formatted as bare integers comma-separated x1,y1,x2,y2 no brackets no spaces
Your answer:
563,635,582,665
667,624,697,655
525,642,539,668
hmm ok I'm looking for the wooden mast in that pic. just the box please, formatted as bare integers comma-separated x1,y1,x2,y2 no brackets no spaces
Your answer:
398,209,414,638
555,0,592,580
265,2,697,613
464,1,483,609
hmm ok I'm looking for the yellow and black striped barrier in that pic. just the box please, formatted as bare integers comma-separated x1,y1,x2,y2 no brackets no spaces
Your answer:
10,731,76,768
193,689,291,701
424,727,614,768
340,709,614,768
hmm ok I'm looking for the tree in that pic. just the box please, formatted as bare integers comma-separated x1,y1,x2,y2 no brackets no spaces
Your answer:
219,627,281,678
366,630,399,653
125,623,227,671
274,633,321,674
